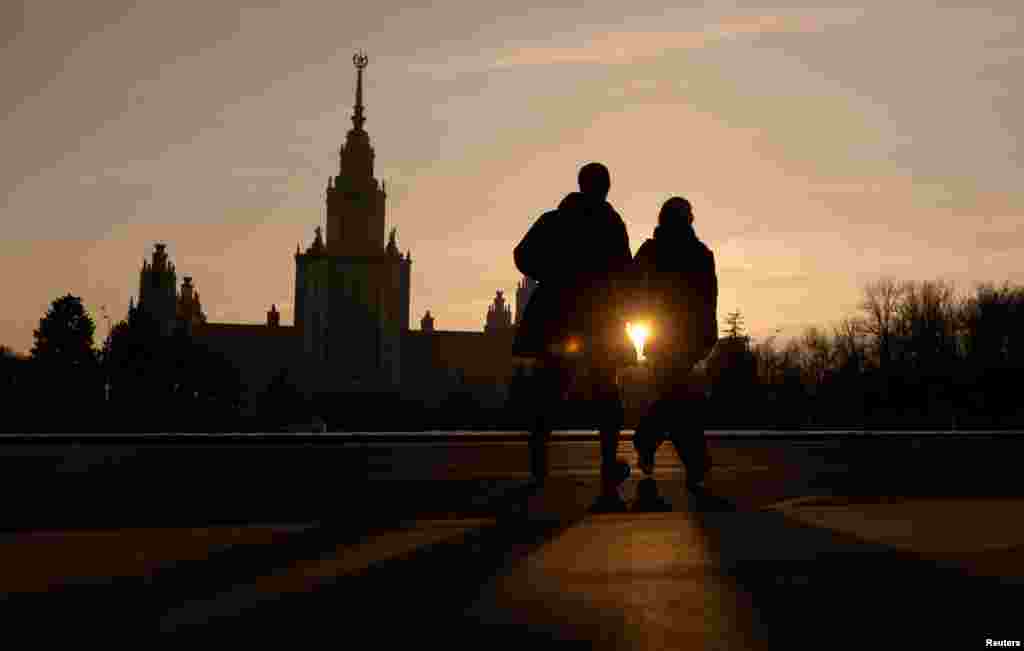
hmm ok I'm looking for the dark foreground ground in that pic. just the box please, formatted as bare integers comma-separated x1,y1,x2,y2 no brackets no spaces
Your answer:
1,432,1023,646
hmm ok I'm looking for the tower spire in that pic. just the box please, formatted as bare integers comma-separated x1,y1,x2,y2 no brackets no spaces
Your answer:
352,51,368,132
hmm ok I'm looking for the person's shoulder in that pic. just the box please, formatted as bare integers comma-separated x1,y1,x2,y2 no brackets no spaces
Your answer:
695,238,716,269
695,237,714,257
634,238,656,263
558,192,585,211
602,202,628,231
636,238,656,255
532,204,562,229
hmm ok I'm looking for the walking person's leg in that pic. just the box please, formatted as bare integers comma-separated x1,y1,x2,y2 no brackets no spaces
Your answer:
634,357,670,474
666,365,710,489
528,357,570,485
592,361,627,504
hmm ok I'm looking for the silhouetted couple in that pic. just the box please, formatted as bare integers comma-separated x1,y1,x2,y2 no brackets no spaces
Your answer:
513,162,718,512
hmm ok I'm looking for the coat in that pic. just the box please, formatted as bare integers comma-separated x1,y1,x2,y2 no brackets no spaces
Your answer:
630,222,718,364
512,192,633,361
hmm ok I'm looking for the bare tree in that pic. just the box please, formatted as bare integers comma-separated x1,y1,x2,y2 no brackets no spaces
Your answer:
833,317,866,373
960,282,1024,368
800,326,834,391
752,336,781,385
895,279,958,372
859,278,905,370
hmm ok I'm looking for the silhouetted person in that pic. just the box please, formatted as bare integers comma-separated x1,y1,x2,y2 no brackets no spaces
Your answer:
513,162,633,510
631,197,718,490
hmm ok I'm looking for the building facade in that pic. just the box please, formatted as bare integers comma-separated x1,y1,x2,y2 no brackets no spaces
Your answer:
129,53,535,417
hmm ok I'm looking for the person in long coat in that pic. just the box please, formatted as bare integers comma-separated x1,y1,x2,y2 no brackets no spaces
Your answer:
513,162,633,509
630,196,718,489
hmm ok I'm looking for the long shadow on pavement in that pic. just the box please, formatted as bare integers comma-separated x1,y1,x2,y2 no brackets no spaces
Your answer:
689,487,1022,648
0,480,554,639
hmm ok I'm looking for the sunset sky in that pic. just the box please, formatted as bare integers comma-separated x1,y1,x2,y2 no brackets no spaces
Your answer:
2,1,1022,353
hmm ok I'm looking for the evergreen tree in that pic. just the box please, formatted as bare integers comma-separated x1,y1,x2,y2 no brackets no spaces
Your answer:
30,294,102,430
31,294,97,367
723,310,746,340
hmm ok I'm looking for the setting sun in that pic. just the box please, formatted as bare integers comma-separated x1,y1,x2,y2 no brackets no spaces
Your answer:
626,321,651,361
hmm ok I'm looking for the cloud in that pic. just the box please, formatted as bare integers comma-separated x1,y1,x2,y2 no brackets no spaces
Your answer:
403,11,862,78
490,15,833,68
971,225,1024,254
748,271,812,289
719,265,810,288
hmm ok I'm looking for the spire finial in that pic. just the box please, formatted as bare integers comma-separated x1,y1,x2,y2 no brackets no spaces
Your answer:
352,50,368,131
310,225,325,254
386,226,399,256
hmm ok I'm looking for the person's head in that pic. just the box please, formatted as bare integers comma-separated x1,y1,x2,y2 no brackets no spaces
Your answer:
578,162,610,200
658,196,693,227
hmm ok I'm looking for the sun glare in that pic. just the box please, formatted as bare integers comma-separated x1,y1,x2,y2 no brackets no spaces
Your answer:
626,321,651,361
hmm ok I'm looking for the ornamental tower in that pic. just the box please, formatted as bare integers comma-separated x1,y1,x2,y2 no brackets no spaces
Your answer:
485,290,513,332
326,51,387,257
294,52,411,392
515,276,538,325
137,242,177,336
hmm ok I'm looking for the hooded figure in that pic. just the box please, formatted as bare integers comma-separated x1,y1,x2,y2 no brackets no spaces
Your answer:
631,197,718,366
512,176,632,362
631,196,718,489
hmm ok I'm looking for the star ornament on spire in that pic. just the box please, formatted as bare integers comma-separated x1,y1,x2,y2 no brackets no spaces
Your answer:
351,50,369,131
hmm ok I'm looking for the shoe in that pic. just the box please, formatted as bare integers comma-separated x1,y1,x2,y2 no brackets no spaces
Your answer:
632,478,673,512
590,493,628,513
683,451,711,491
685,467,707,492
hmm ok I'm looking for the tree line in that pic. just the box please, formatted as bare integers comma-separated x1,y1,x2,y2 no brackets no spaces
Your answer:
3,279,1022,432
1,294,243,433
704,279,1024,428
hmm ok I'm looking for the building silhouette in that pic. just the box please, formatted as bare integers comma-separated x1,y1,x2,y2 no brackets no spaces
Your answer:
126,53,537,417
514,276,537,325
485,291,513,332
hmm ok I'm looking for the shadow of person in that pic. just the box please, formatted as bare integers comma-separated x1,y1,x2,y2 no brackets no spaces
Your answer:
685,484,737,513
630,477,673,512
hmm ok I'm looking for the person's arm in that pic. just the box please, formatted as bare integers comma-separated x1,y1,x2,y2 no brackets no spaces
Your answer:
698,249,719,358
607,219,635,314
620,239,653,321
616,219,632,274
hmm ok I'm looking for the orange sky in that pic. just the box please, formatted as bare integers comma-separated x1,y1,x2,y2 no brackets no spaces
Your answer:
2,2,1023,353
